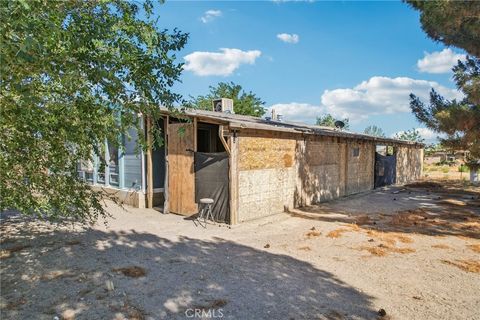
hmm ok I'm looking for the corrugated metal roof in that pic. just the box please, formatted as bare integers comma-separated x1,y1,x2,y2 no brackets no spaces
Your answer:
161,108,424,147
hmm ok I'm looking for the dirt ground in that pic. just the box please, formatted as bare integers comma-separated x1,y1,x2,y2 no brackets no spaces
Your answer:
1,179,479,320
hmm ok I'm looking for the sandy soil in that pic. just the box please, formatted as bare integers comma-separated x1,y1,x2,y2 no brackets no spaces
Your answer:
1,179,479,320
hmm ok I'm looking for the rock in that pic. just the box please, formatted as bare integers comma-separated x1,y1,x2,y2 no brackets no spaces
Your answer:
264,244,270,249
378,308,387,317
368,239,375,242
105,280,114,291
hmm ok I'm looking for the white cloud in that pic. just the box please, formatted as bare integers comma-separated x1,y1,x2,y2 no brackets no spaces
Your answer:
183,48,261,76
266,76,462,125
268,103,322,124
277,33,300,44
417,49,466,74
200,10,222,23
320,76,463,121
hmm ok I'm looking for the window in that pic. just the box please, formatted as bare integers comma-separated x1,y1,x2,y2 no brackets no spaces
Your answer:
77,159,94,182
123,128,142,190
352,147,360,157
108,142,119,187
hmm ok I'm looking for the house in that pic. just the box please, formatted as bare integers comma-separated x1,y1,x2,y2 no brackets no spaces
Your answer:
77,100,424,224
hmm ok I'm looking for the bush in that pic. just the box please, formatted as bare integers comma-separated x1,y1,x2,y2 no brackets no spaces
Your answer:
458,165,469,173
441,167,450,173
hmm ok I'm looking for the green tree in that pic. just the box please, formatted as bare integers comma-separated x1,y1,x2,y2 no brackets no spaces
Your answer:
364,125,386,137
393,129,425,143
406,1,480,179
0,0,188,222
316,114,350,130
187,82,266,117
405,1,480,57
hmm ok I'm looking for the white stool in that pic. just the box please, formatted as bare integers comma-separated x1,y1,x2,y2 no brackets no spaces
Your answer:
198,198,215,227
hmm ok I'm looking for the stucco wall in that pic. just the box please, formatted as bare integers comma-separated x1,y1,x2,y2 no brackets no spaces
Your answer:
396,146,423,184
345,142,375,195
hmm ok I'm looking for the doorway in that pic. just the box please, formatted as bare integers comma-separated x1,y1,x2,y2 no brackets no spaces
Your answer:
194,122,230,223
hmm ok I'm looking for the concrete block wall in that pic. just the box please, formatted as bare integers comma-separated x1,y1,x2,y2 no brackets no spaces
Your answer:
238,168,296,222
236,133,297,222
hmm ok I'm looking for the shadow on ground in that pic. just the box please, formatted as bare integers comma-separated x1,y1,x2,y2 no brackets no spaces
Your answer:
289,180,480,239
1,214,377,320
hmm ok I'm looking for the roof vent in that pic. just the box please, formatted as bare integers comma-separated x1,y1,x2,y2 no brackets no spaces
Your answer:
212,98,234,114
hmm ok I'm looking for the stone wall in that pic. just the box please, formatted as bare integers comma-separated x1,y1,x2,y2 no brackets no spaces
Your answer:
396,146,423,184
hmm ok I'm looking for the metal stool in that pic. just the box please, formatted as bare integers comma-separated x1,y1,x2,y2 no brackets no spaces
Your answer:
198,198,215,227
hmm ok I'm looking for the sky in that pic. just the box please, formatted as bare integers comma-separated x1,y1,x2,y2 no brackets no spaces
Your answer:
152,0,466,143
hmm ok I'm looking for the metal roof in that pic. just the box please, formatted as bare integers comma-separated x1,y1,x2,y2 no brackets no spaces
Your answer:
161,108,424,147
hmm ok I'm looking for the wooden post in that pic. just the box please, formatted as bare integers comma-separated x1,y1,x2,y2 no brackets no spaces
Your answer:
146,117,153,208
229,131,238,225
163,116,170,214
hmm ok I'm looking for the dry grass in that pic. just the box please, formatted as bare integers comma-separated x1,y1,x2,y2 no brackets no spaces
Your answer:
298,246,312,251
0,244,31,259
65,240,81,246
112,266,146,278
354,215,371,226
357,243,415,257
357,246,388,257
326,224,361,238
326,228,349,238
431,244,452,250
405,181,442,189
442,260,480,273
467,244,480,253
110,302,146,320
5,297,27,310
305,230,321,238
366,230,414,245
40,270,76,281
193,299,228,311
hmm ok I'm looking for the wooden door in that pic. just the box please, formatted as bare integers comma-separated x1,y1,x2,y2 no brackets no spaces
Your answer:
167,122,197,215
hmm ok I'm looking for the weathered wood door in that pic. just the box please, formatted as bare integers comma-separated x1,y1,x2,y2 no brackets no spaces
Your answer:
167,123,197,215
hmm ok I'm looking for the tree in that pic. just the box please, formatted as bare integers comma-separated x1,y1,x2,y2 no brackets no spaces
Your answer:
187,82,266,117
0,0,188,222
405,1,480,57
393,128,425,143
316,114,350,130
364,125,386,137
406,1,480,181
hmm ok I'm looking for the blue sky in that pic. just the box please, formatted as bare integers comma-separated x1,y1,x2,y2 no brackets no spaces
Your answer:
153,1,465,142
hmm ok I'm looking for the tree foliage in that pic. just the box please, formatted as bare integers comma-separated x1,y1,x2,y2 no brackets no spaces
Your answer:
412,55,480,167
0,0,188,222
405,0,480,57
187,82,266,117
393,128,425,143
364,125,386,138
316,114,350,130
407,1,480,172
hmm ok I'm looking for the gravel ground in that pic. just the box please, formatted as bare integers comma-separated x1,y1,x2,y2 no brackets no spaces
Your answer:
1,180,479,320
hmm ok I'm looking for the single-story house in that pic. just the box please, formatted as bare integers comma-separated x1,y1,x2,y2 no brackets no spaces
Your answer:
77,100,424,224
